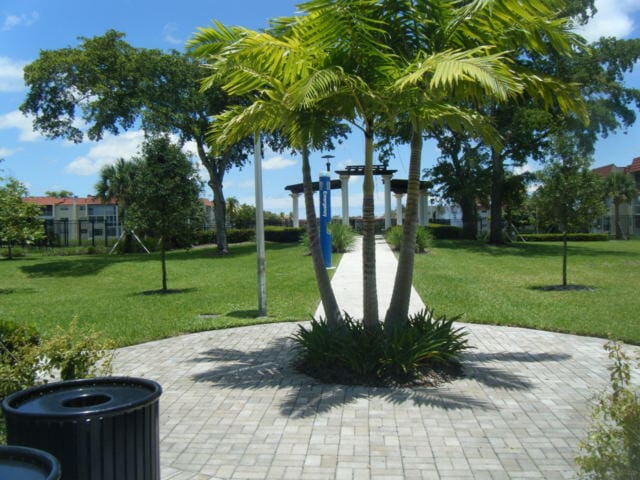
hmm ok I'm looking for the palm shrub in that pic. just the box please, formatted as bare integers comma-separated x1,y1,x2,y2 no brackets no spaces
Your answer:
386,226,432,253
329,222,356,253
576,342,640,479
292,309,469,385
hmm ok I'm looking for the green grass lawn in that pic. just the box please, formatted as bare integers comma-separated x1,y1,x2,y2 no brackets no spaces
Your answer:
0,243,326,347
413,239,640,345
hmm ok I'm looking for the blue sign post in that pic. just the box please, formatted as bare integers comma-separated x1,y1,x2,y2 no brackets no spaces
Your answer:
319,171,332,268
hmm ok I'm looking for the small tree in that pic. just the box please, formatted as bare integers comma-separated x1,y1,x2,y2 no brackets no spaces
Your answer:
604,171,637,240
533,155,605,286
44,190,74,198
126,137,204,292
0,179,44,259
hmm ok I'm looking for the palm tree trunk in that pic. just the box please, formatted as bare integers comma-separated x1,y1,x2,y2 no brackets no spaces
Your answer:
209,173,229,254
161,239,167,292
562,231,567,287
489,149,505,245
362,120,378,329
301,145,342,326
614,202,622,240
385,125,422,328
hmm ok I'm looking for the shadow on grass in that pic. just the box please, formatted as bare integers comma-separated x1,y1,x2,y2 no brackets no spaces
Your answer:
186,335,571,418
0,287,36,295
18,242,301,278
226,310,262,319
528,285,596,292
136,287,198,296
434,239,637,259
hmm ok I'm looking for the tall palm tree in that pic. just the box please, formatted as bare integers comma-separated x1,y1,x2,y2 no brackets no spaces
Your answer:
605,171,637,239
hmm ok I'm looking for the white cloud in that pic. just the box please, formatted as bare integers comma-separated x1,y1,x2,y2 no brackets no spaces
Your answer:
0,57,26,92
577,0,640,41
262,155,297,170
163,23,183,45
65,130,145,175
2,11,39,31
0,110,42,142
0,147,20,158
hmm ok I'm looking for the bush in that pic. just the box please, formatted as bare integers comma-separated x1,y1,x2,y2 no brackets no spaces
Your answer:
40,318,114,381
292,309,469,385
0,320,41,398
194,230,215,245
427,223,462,239
227,228,255,244
265,227,305,243
518,233,609,242
576,342,640,479
0,247,25,258
0,318,113,399
385,226,432,253
328,222,356,253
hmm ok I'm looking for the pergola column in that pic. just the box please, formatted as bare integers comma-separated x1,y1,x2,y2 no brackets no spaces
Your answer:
340,174,350,225
395,193,404,226
383,174,392,229
291,192,300,228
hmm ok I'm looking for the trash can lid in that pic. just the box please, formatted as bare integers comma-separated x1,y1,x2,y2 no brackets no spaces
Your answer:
2,376,162,420
0,445,61,480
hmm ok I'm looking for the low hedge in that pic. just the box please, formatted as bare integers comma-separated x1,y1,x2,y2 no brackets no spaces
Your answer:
426,223,463,239
518,233,609,242
226,228,255,243
264,227,305,243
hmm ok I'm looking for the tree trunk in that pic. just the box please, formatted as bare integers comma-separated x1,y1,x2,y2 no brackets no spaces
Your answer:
209,172,228,254
362,120,378,328
161,239,167,292
460,197,478,240
614,202,622,240
562,230,568,287
385,125,422,329
489,149,505,245
7,243,13,260
301,145,343,327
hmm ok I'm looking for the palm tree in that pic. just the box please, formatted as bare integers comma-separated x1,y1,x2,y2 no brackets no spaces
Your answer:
605,171,637,239
225,196,239,227
95,158,139,251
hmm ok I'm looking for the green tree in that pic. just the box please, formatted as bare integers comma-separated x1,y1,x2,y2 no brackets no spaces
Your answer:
20,30,250,255
0,179,44,259
126,137,204,292
44,190,74,198
533,145,605,286
604,171,637,240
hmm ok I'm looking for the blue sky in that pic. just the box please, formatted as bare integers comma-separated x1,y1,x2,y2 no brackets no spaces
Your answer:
1,0,640,216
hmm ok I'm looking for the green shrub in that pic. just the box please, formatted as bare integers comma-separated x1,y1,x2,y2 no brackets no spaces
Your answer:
0,247,25,258
518,233,609,242
40,318,114,381
227,228,255,243
0,320,41,398
265,226,305,243
0,318,113,398
292,308,469,385
194,230,215,245
385,226,432,253
576,342,640,479
328,222,356,253
427,223,462,239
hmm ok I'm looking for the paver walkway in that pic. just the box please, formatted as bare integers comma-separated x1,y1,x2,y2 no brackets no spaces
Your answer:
112,238,639,480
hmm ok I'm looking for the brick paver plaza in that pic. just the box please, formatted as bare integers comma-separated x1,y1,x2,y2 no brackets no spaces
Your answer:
112,237,638,479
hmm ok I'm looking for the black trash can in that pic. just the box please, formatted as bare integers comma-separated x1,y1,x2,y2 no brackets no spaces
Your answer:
0,445,61,480
2,377,162,480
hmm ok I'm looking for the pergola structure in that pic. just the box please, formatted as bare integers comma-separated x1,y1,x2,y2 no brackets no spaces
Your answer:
284,165,431,228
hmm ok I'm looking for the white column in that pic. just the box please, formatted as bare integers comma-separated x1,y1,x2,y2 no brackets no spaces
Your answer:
383,174,392,229
395,193,404,226
340,175,350,225
291,192,300,228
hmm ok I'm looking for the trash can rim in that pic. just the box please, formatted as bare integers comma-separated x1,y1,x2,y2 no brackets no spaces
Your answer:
0,445,61,480
1,376,162,420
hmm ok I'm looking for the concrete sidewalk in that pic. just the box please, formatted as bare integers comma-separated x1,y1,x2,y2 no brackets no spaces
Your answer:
315,235,426,320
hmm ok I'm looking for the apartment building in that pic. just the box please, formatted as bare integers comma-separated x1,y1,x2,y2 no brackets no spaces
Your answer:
593,156,640,237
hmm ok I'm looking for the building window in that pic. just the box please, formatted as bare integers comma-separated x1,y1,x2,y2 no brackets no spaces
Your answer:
60,206,69,211
41,205,53,216
94,229,103,236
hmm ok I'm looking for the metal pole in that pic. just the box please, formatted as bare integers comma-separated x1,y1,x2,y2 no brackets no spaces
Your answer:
254,132,267,317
